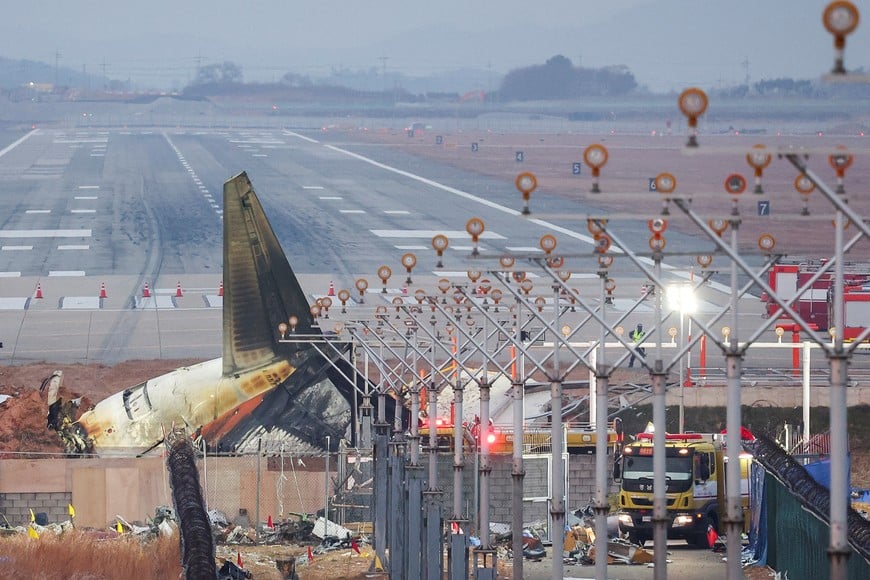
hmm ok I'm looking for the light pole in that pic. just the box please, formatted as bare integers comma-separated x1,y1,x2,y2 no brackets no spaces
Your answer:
667,283,697,433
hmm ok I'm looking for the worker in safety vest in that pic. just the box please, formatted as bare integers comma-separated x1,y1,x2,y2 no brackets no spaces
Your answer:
628,323,646,368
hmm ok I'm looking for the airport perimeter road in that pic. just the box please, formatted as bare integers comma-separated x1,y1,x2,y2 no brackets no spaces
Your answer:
0,125,797,366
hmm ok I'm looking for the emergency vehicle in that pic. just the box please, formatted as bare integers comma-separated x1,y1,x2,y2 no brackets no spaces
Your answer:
419,417,621,455
839,285,870,341
615,432,751,547
763,260,870,330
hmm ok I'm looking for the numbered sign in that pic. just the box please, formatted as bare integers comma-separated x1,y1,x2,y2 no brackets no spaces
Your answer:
435,135,443,145
572,162,582,175
516,151,524,163
758,201,771,216
649,178,657,192
471,142,479,152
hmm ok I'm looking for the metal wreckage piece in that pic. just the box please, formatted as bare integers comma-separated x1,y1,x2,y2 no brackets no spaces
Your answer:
746,432,870,560
47,171,374,456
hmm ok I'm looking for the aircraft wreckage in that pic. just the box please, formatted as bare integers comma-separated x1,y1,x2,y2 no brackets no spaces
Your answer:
49,171,377,456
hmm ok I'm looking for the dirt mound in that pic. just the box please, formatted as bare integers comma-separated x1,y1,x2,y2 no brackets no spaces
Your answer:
0,360,202,455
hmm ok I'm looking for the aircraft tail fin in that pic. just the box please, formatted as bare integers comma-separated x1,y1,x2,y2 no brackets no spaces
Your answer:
222,172,317,376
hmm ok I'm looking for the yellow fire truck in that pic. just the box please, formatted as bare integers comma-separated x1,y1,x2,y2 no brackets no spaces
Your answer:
615,432,751,547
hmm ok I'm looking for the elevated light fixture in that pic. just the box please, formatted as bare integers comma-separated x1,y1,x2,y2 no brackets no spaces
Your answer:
746,145,772,194
377,265,392,294
516,171,538,215
337,289,351,313
823,1,860,74
583,144,608,193
401,252,417,285
432,234,449,268
465,217,485,257
794,174,816,216
829,145,853,194
354,278,368,304
677,87,708,147
724,173,747,215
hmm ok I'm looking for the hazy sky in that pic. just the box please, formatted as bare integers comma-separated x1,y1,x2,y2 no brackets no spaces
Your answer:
2,1,867,92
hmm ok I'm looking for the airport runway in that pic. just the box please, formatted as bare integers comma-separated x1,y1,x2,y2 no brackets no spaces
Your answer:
0,125,830,372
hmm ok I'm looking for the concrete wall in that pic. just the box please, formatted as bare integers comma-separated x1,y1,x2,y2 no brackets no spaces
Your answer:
0,451,611,532
0,456,328,530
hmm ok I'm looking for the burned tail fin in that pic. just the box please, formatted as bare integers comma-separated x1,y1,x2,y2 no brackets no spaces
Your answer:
222,172,317,376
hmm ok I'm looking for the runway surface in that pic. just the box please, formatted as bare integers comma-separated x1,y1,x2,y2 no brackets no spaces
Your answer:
0,123,848,374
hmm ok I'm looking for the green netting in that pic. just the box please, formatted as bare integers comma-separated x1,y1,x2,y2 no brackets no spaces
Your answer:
766,472,870,579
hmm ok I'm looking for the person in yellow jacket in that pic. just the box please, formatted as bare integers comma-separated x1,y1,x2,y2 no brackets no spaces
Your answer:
628,323,646,368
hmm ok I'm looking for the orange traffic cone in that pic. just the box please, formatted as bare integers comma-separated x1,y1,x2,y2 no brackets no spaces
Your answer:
328,280,335,296
34,283,43,299
175,282,183,298
218,281,224,297
143,282,151,298
99,282,107,299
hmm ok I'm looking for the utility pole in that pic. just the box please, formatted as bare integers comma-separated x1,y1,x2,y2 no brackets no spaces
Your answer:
54,49,62,88
742,56,750,88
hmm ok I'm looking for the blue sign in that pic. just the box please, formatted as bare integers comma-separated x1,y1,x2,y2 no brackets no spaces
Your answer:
435,135,443,145
471,142,479,152
649,178,657,192
516,151,524,162
758,201,770,216
572,162,582,175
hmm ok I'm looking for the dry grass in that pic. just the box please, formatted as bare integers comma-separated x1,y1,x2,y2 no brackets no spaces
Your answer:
0,530,183,579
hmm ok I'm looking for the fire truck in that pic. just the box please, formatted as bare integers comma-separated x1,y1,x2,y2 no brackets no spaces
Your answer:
763,260,870,331
419,417,621,455
839,285,870,341
615,432,751,547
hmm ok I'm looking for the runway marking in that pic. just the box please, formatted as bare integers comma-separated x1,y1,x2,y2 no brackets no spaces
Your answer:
370,229,505,240
435,270,540,278
74,196,98,200
0,229,92,238
61,296,100,309
164,132,222,222
319,196,342,200
318,142,723,290
0,297,28,310
0,129,40,158
340,209,366,214
1,245,32,251
25,210,51,214
303,186,324,190
0,272,21,277
58,245,90,250
55,139,107,144
77,185,100,189
252,153,268,157
49,270,86,276
394,245,428,250
506,246,543,252
384,210,410,215
283,130,319,144
71,209,96,214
